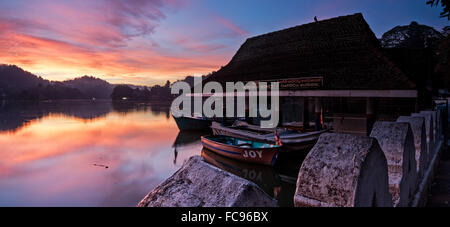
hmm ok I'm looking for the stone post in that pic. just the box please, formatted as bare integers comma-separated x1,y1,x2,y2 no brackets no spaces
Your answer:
396,116,427,185
138,156,277,207
294,133,392,207
412,112,434,165
420,111,437,145
370,122,418,207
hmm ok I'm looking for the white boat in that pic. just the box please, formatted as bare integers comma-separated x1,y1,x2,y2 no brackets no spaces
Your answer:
211,121,328,151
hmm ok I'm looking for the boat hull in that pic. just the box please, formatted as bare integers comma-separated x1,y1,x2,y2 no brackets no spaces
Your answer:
211,122,325,152
173,116,212,131
201,148,278,190
201,136,279,166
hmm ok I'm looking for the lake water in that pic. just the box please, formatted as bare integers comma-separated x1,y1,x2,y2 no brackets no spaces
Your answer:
0,100,299,207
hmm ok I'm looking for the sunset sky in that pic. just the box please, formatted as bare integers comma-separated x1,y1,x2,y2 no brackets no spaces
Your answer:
0,0,448,86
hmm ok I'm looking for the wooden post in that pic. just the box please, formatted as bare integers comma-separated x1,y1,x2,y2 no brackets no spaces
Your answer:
302,97,310,129
245,96,249,123
314,97,322,131
278,96,284,127
366,97,375,136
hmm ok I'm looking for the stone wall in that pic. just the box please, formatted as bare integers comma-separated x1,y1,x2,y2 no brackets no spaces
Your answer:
412,112,434,164
420,111,437,146
294,133,392,207
370,121,417,207
396,116,427,183
138,156,277,207
410,110,444,207
294,108,444,207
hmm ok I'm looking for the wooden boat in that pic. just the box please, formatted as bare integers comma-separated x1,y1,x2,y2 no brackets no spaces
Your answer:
201,148,279,192
211,121,329,151
172,114,212,131
201,135,280,166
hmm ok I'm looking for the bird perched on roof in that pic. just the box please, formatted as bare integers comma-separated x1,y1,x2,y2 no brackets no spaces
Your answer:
314,16,318,22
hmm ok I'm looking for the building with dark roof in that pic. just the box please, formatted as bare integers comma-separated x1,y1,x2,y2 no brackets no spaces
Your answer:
207,13,415,91
205,13,420,135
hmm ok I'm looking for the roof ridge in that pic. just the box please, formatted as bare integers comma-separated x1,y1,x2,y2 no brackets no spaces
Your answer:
246,13,364,41
206,13,416,90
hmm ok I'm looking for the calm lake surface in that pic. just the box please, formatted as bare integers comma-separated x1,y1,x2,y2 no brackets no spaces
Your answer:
0,100,299,207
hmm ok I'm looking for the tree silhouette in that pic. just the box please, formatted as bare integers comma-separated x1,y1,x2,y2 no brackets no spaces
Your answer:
111,85,151,100
164,80,171,89
380,21,443,48
427,0,450,20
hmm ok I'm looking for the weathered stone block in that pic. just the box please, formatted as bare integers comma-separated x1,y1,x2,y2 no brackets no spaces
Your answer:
137,156,277,207
420,111,437,144
370,122,417,207
294,133,392,207
397,116,427,184
412,112,435,164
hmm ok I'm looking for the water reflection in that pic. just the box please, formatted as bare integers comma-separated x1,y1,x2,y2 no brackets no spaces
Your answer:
202,148,280,193
0,100,301,207
172,130,207,165
201,148,298,207
0,100,172,133
112,101,170,119
0,100,193,207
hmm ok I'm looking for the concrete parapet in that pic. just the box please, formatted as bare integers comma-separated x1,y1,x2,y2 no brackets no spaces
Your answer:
370,121,417,207
412,112,434,165
137,156,277,207
294,133,392,207
396,116,427,184
420,111,438,147
411,139,444,207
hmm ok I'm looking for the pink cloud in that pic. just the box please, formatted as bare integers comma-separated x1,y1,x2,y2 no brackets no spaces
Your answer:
0,0,228,85
217,16,248,36
171,35,227,53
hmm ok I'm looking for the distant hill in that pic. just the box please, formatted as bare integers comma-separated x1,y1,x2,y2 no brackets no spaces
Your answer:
0,65,49,96
381,21,444,48
0,65,101,100
172,75,211,87
111,74,216,101
63,76,114,99
0,64,176,101
111,85,152,100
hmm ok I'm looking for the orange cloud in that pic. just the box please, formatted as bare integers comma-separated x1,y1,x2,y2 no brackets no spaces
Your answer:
0,0,232,85
0,32,227,84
